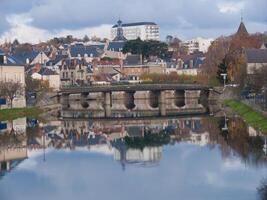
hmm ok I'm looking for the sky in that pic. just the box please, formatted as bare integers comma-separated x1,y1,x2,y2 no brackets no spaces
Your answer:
0,144,265,200
0,0,266,43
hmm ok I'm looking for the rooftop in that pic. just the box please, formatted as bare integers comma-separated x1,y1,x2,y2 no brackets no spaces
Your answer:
112,22,157,28
245,49,267,63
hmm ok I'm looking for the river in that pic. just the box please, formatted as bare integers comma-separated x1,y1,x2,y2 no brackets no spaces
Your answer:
0,113,266,200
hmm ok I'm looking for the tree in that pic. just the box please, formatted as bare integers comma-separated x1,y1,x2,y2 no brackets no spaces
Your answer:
200,37,231,85
248,66,267,93
12,39,20,46
83,35,90,43
258,178,267,200
217,58,228,84
25,76,50,92
123,38,168,61
0,81,23,108
166,35,173,44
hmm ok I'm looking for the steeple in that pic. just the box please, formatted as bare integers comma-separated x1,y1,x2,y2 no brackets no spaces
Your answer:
113,19,127,41
236,14,249,38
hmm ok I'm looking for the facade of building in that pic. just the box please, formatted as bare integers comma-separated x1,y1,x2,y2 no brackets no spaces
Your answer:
245,49,267,74
0,51,26,108
111,21,160,41
181,37,214,54
31,68,61,90
59,58,93,86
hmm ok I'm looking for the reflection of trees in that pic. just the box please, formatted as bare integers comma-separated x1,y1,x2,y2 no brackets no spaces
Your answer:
258,178,267,200
207,116,267,167
125,130,170,150
226,118,265,167
0,130,26,149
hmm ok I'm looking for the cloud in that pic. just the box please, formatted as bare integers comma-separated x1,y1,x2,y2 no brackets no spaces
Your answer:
218,1,245,14
0,0,266,43
0,13,112,43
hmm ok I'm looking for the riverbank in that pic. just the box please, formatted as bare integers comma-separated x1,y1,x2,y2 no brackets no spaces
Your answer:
0,107,43,121
224,99,267,133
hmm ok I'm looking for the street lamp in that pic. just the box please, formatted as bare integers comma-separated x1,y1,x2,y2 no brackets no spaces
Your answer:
220,73,227,88
263,136,267,156
263,87,266,111
221,112,228,131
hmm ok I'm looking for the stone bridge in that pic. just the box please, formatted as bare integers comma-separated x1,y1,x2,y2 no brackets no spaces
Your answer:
57,84,212,117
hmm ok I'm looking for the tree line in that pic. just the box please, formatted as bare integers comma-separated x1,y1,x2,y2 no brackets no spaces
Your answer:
0,81,23,108
122,38,169,61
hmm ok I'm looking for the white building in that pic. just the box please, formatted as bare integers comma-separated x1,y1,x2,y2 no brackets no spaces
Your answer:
0,51,26,109
182,37,214,54
111,21,160,41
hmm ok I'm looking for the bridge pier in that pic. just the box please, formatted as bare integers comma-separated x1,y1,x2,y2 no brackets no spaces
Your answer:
104,92,112,117
81,92,89,109
61,93,70,109
159,91,166,116
111,92,127,111
184,90,202,109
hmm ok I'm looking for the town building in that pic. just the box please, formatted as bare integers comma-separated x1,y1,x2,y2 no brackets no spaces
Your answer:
111,20,160,41
181,37,214,54
0,50,26,108
245,48,267,74
13,51,49,65
68,44,104,62
122,54,166,78
31,68,61,91
166,53,205,76
59,58,93,86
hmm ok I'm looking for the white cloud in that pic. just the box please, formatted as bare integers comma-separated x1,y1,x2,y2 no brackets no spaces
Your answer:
0,14,112,43
218,1,245,14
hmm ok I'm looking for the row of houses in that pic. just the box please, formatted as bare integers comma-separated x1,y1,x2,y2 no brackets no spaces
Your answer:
7,38,205,91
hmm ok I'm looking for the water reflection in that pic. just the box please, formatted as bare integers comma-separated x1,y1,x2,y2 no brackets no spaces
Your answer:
0,115,266,200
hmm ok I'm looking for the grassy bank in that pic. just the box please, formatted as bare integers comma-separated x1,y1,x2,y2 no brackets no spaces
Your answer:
224,100,267,133
0,107,43,121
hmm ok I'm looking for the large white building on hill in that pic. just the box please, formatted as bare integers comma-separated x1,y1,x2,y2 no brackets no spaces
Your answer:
182,37,214,54
111,21,160,41
0,50,26,108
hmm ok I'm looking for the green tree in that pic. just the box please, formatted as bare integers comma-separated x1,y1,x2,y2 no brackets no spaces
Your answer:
217,58,228,84
123,38,168,60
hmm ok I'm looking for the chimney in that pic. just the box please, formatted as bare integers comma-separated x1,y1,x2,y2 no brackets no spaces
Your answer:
3,56,7,64
189,60,194,68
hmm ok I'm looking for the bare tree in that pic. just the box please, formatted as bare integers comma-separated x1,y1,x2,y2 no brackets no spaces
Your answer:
0,81,23,108
258,178,267,200
249,66,267,93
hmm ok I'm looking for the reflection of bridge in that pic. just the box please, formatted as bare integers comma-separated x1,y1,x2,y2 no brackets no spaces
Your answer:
58,84,211,117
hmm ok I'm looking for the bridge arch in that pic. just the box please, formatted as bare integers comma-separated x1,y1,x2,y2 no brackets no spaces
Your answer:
148,91,160,108
81,92,89,109
175,90,185,107
124,91,136,110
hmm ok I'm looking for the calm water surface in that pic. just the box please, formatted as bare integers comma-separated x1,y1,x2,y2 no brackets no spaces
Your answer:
0,115,266,200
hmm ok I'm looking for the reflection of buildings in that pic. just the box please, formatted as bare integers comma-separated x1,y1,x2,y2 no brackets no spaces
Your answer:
0,119,27,175
114,145,162,166
0,118,27,134
0,147,28,174
56,117,210,168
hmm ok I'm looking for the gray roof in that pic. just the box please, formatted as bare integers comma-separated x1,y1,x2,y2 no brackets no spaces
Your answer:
123,54,142,65
38,68,58,76
107,41,125,52
70,46,103,57
245,49,267,63
12,51,40,64
0,50,23,66
46,54,68,66
112,22,157,28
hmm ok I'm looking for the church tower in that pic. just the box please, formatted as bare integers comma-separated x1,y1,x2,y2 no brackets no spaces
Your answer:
113,19,127,41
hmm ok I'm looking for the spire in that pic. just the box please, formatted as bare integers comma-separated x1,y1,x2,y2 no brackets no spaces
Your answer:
113,19,127,41
236,18,249,38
